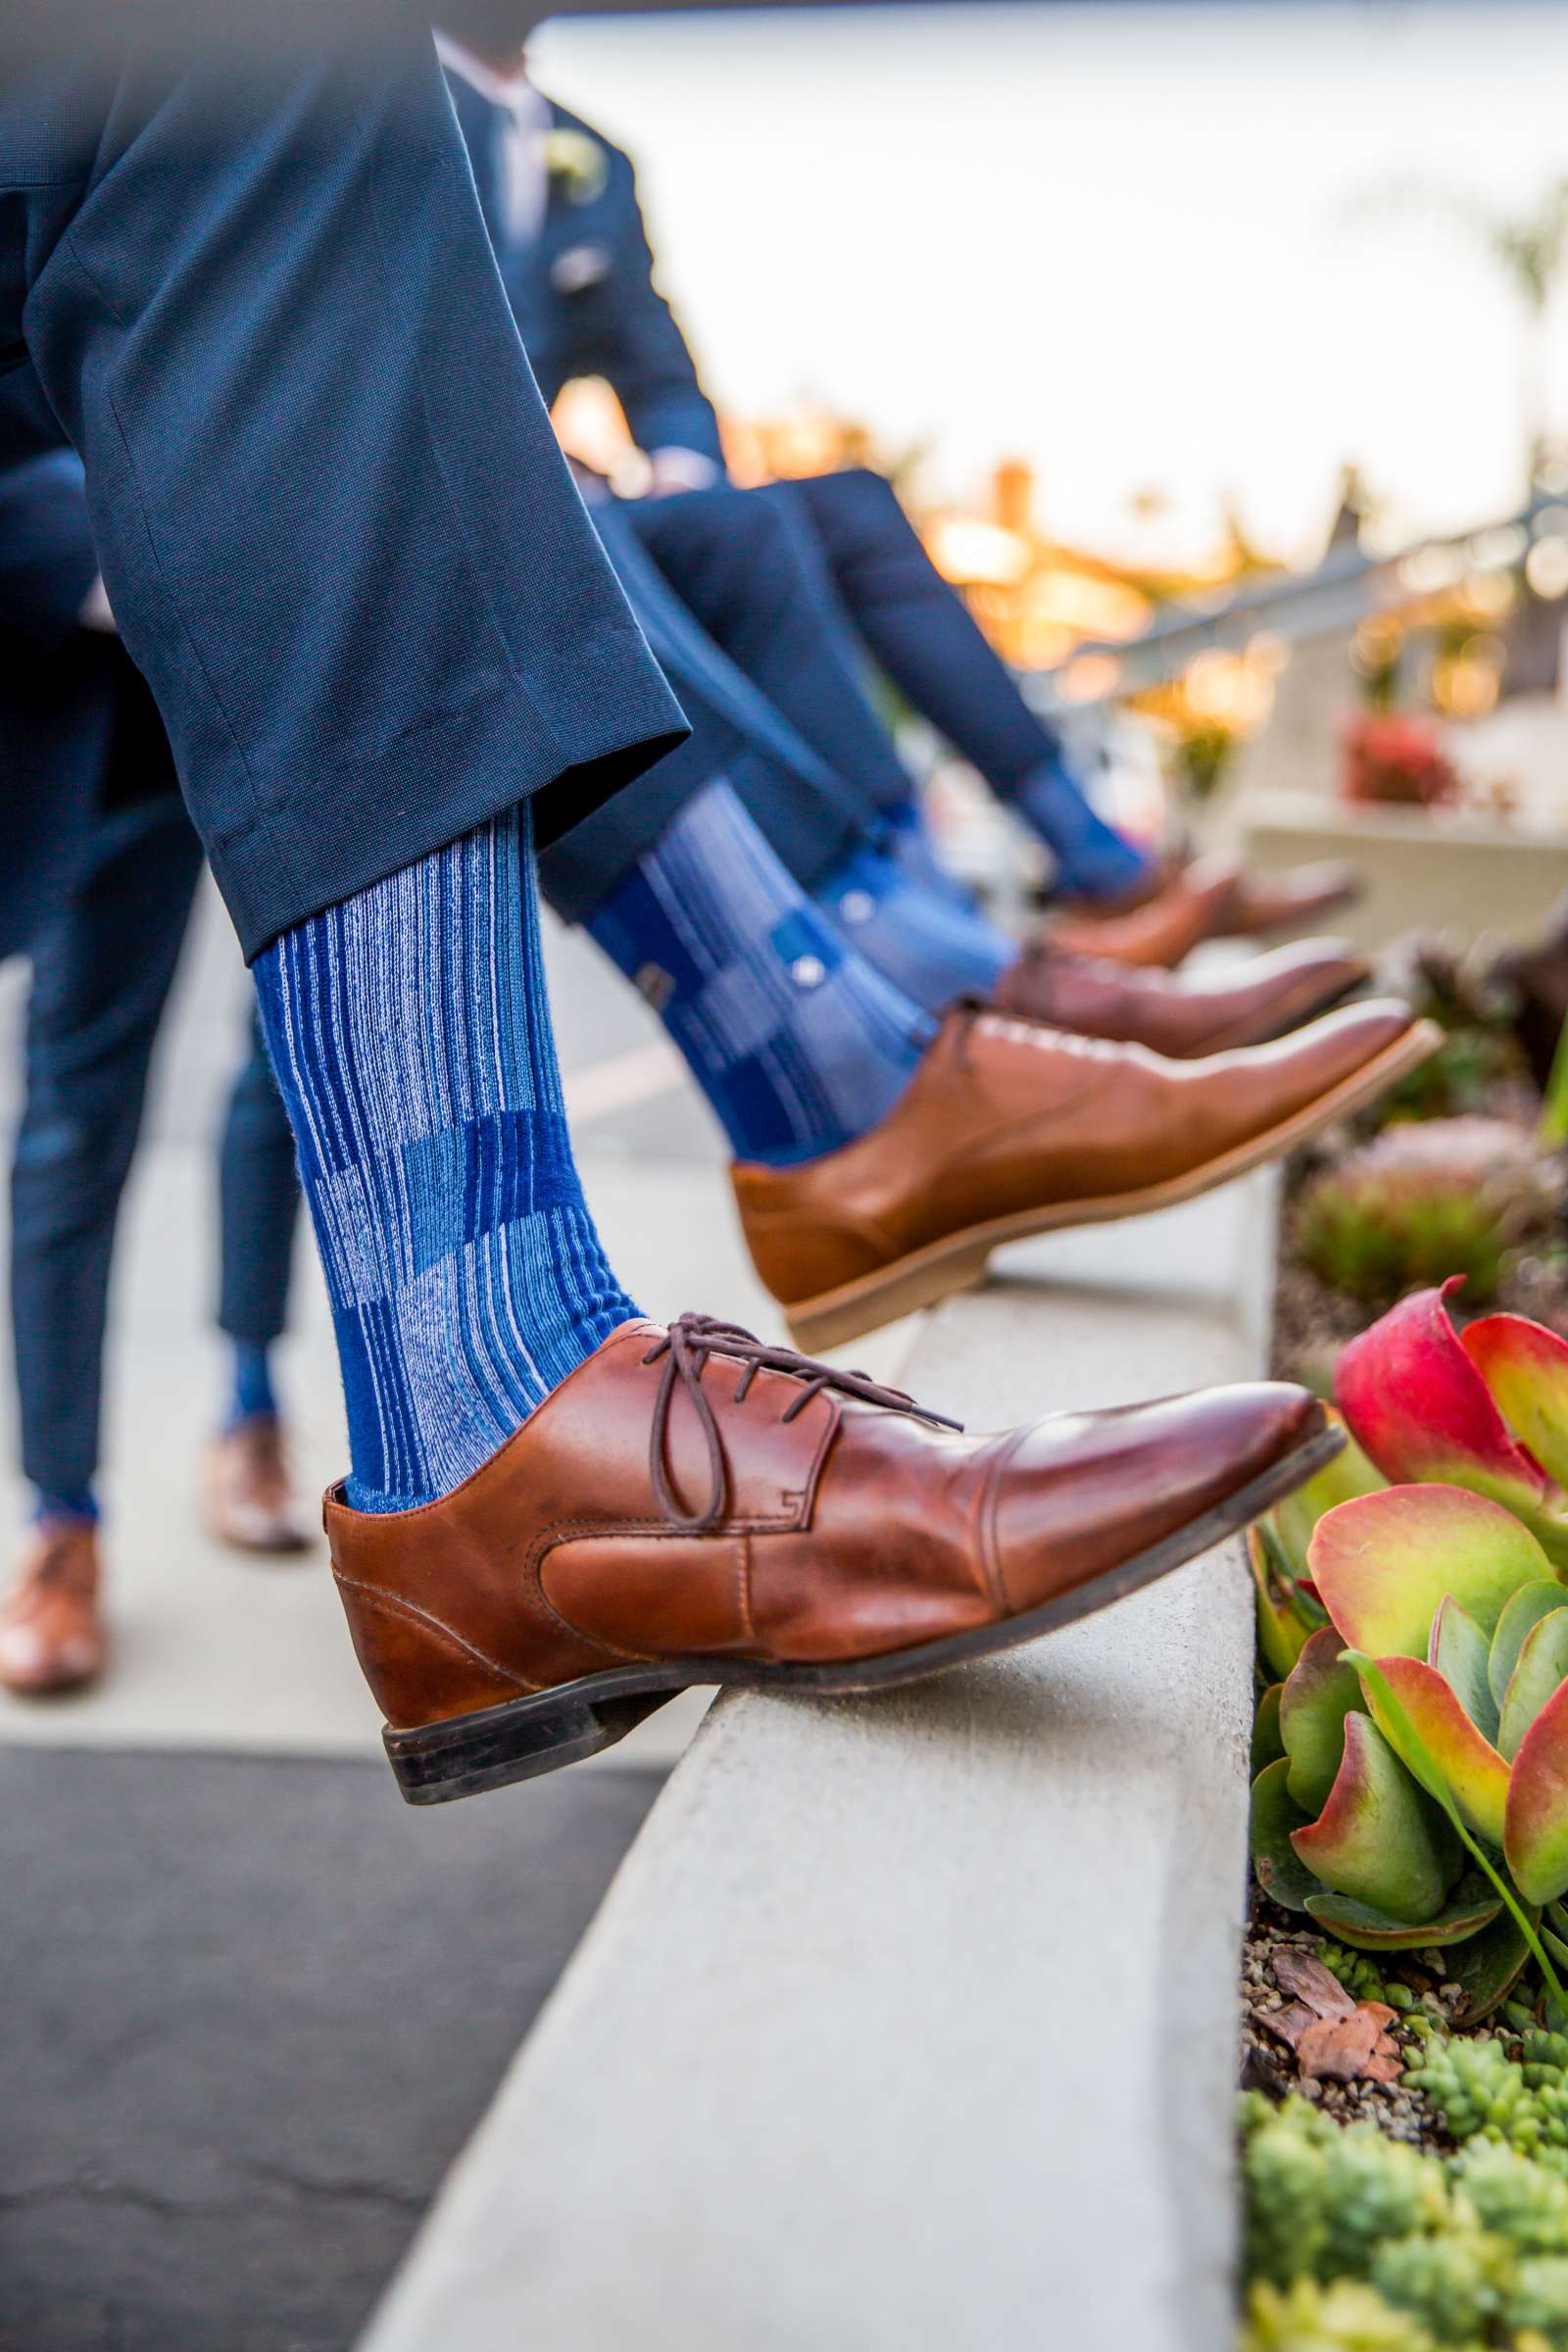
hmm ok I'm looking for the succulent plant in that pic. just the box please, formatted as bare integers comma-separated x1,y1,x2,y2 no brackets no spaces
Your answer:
1293,1121,1554,1308
1360,936,1530,1127
1241,2276,1444,2351
1250,1477,1568,1991
1335,1283,1568,1570
1241,2092,1568,2346
1250,1416,1386,1681
1407,2029,1568,2163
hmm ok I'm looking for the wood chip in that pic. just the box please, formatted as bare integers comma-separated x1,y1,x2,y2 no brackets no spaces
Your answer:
1272,1950,1357,2019
1298,2008,1385,2082
1260,2001,1319,2051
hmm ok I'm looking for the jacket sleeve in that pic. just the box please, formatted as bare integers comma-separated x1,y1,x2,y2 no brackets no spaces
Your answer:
585,154,725,469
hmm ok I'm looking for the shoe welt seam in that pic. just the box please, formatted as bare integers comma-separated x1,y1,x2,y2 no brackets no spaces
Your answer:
736,1533,758,1648
332,1574,545,1695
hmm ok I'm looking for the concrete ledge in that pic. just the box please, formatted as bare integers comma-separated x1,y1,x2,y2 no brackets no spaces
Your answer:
1241,787,1568,950
361,1177,1278,2352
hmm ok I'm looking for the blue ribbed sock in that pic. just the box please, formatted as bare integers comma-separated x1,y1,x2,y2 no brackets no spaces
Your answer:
227,1341,278,1428
879,797,977,915
255,805,640,1516
588,781,934,1167
1016,756,1156,901
816,839,1014,1016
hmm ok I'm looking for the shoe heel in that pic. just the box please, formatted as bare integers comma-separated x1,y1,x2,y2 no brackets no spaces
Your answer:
786,1241,992,1353
384,1683,676,1806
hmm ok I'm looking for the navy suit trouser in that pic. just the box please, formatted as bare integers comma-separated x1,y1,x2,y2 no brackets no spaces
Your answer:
12,805,201,1500
12,801,303,1500
539,486,920,920
762,468,1062,800
0,39,683,961
539,494,872,920
218,1004,301,1351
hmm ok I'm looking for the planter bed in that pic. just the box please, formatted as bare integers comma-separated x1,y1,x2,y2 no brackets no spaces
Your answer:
1236,1028,1568,2350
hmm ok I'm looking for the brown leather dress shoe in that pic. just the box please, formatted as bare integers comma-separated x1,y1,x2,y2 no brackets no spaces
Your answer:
204,1416,312,1555
1046,855,1241,968
990,937,1368,1056
0,1519,105,1694
733,999,1437,1350
1214,861,1360,939
325,1313,1338,1804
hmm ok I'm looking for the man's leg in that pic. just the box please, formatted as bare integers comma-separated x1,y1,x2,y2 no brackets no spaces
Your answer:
217,1004,300,1408
564,499,1359,1048
766,469,1154,902
538,502,865,924
2,38,685,958
10,808,202,1521
206,1005,311,1554
621,490,1021,1011
629,487,915,821
0,43,667,1516
586,780,933,1166
0,805,203,1691
255,802,642,1515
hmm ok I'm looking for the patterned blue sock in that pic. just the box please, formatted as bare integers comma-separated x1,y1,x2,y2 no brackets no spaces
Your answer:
816,840,1014,1017
1017,756,1156,900
879,797,977,915
255,805,640,1516
32,1486,97,1526
227,1341,278,1428
588,781,934,1168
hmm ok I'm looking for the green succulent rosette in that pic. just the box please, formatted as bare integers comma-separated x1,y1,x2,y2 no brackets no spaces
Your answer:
1250,1483,1568,2008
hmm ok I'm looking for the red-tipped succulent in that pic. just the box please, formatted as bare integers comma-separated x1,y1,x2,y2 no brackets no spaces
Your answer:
1335,1278,1568,1565
1251,1484,1568,2007
1250,1289,1568,2010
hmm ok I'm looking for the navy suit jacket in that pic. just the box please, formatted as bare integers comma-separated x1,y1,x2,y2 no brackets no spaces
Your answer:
447,76,725,470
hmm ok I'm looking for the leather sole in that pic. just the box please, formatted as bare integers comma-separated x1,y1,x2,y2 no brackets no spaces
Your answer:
381,1417,1345,1805
782,1016,1442,1353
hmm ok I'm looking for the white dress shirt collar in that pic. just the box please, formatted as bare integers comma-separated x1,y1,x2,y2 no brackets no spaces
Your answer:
434,32,551,248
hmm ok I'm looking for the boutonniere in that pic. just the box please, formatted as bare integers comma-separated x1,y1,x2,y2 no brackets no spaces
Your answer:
540,129,608,207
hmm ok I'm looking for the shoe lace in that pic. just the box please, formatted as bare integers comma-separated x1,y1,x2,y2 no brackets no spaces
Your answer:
640,1312,962,1535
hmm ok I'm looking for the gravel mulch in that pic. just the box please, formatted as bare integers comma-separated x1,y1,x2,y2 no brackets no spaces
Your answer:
1240,1891,1496,2151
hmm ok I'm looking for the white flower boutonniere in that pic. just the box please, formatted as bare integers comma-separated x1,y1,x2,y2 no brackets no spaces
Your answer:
540,129,609,207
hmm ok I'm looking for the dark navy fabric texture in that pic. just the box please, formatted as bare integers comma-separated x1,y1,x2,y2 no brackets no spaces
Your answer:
10,807,203,1501
216,1004,302,1349
453,80,725,467
0,38,686,959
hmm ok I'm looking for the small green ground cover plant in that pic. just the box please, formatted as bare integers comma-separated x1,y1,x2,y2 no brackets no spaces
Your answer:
1242,2080,1568,2349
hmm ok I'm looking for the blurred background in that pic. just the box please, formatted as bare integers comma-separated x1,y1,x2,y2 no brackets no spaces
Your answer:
537,0,1568,906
